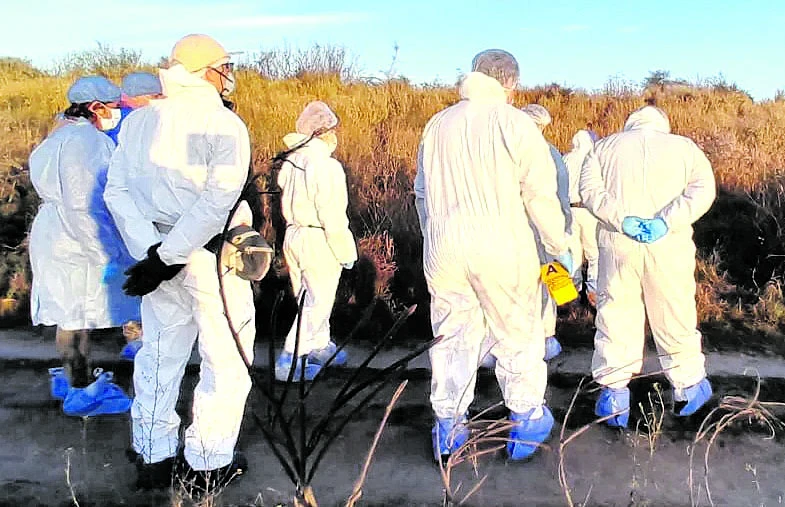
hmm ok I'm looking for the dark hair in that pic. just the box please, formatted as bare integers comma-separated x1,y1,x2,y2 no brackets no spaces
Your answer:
63,102,95,120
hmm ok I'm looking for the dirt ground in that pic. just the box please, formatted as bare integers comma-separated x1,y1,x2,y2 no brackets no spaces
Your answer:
1,358,784,507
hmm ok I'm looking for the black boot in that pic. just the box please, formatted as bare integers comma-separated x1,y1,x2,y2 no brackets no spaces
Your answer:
176,451,248,497
132,451,175,491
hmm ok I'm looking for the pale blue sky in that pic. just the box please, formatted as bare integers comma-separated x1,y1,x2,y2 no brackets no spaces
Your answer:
3,0,784,99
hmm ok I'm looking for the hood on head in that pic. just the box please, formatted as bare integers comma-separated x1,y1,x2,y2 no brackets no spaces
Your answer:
623,106,671,133
158,64,218,99
458,72,508,103
570,129,597,153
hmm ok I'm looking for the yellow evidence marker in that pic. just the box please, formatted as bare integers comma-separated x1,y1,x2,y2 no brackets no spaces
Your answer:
541,262,579,306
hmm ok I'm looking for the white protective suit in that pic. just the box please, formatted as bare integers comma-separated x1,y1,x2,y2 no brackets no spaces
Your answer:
564,130,599,294
105,64,254,471
278,133,357,355
29,118,140,330
538,144,572,338
415,72,568,418
579,106,716,390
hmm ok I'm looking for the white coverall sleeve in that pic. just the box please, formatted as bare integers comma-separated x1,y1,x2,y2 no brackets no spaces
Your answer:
105,127,161,261
414,141,427,237
157,117,251,265
552,146,572,234
656,143,716,232
579,147,625,231
57,137,110,263
515,128,568,256
315,159,357,265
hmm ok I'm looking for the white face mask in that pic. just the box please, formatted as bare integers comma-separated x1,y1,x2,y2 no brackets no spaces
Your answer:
98,107,122,131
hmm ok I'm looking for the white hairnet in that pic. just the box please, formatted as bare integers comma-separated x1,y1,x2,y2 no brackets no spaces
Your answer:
67,76,122,104
296,101,339,136
122,72,162,97
521,104,552,127
471,49,519,89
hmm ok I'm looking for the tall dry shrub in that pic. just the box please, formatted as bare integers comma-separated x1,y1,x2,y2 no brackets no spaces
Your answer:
3,54,785,343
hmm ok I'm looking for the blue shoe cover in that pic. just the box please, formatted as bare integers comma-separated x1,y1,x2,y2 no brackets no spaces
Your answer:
432,415,470,462
507,406,555,460
308,341,348,367
120,340,143,361
595,387,630,428
49,367,70,400
544,336,562,361
63,370,132,417
274,352,321,382
675,378,713,416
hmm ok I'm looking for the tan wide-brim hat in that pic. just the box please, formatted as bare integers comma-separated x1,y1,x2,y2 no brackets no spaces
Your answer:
169,34,230,72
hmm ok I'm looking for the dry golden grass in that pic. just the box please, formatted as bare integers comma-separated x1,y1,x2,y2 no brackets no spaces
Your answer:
3,56,785,343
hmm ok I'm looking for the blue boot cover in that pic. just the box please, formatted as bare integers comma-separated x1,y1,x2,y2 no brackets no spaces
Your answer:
544,336,562,361
274,352,321,382
49,367,70,400
120,340,143,361
63,370,132,417
507,406,555,461
675,378,713,416
432,415,470,462
308,341,348,367
595,387,630,428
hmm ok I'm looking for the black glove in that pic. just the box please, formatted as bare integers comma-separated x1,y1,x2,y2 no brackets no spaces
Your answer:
123,243,186,296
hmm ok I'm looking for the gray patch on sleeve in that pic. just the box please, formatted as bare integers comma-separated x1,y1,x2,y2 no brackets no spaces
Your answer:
186,133,238,167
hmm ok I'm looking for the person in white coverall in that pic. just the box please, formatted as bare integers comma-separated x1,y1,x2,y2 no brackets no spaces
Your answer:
521,104,572,362
30,76,136,417
564,129,600,305
274,101,358,382
104,34,253,491
580,105,716,427
416,49,571,462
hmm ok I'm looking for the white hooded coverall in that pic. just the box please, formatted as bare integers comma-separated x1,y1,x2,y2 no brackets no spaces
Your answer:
29,119,140,330
278,134,357,355
564,130,599,294
579,107,716,390
415,72,568,418
105,64,254,471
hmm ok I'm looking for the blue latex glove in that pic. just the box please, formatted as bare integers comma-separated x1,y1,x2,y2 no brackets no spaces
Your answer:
622,216,668,243
622,216,645,239
641,218,668,243
556,251,573,275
